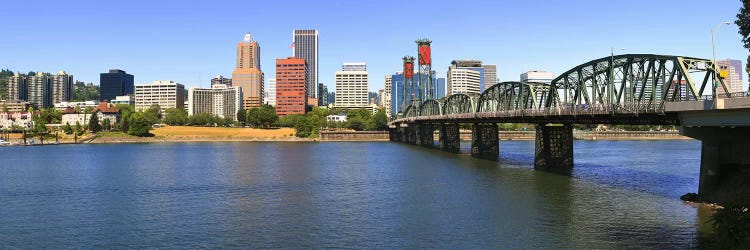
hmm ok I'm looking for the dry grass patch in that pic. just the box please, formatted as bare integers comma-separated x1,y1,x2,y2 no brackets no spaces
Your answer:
151,126,295,139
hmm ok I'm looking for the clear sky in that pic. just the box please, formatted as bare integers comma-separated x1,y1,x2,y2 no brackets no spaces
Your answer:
1,0,747,92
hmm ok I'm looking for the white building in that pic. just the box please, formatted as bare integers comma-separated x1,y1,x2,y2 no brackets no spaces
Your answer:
54,101,98,110
334,62,369,109
0,112,33,130
110,95,134,106
521,70,555,83
134,80,185,114
447,68,481,95
187,85,243,121
267,78,276,106
326,115,347,122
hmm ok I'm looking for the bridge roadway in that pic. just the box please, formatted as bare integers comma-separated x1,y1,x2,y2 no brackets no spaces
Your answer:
388,54,750,204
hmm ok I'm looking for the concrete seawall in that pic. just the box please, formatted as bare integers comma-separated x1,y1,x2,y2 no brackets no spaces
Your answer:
320,131,689,141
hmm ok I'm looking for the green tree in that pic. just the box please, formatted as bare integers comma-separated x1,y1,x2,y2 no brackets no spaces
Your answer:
74,121,83,136
294,116,313,138
128,113,152,136
116,104,135,132
236,109,246,126
2,105,8,113
32,117,48,134
372,108,388,130
143,104,162,124
737,0,750,82
163,108,188,125
88,113,101,132
63,122,73,134
101,118,111,131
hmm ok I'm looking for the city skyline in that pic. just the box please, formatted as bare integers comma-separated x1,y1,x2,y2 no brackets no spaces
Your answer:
1,0,747,93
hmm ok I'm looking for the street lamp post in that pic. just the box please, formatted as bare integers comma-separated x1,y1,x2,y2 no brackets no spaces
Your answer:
610,47,626,115
711,21,731,107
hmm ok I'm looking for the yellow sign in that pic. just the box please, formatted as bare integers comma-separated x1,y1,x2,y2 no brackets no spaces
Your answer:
719,70,729,79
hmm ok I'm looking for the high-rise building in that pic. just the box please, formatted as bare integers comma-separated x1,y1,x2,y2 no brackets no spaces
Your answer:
448,61,482,94
521,70,555,83
134,80,185,114
483,65,498,89
378,89,386,108
384,75,392,117
318,83,328,106
100,69,134,102
211,75,232,88
293,29,318,99
187,85,243,121
717,59,744,96
5,73,27,101
334,62,369,109
5,71,72,108
275,57,307,116
267,78,276,106
232,33,264,109
447,68,481,95
50,71,73,105
436,77,446,99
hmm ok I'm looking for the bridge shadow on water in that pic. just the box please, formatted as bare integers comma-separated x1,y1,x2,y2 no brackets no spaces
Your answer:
408,140,700,201
397,140,709,248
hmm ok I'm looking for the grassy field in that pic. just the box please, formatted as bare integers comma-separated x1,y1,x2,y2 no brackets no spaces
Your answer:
150,126,297,140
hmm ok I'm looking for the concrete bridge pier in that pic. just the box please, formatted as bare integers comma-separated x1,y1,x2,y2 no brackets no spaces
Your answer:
407,125,417,144
417,124,435,147
439,123,461,153
534,124,574,171
471,123,499,160
681,127,750,204
389,127,401,142
399,126,408,143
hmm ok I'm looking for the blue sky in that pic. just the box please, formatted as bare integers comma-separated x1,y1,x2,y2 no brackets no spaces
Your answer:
1,0,747,92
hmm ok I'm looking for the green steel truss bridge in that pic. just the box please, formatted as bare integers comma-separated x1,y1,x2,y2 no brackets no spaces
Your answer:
388,54,750,204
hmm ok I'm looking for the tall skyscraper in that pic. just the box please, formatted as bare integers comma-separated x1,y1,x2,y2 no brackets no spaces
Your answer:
318,83,328,107
389,72,404,117
5,73,27,101
436,77,446,99
232,33,264,109
335,62,369,109
211,75,232,88
100,69,134,102
293,29,318,99
275,57,307,116
267,78,276,106
384,75,393,117
50,71,73,105
716,59,743,96
482,64,498,89
521,70,555,83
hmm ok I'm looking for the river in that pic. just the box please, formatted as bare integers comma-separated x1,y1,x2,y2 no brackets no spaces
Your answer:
0,140,713,248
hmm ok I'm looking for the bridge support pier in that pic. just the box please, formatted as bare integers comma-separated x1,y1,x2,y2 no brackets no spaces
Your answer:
682,127,750,204
440,123,461,153
407,125,417,144
389,127,401,142
471,123,499,160
417,124,434,147
534,124,574,171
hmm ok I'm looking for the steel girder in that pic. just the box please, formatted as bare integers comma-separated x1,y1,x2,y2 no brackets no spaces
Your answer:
419,99,442,116
442,93,478,115
545,54,726,112
477,81,551,112
404,103,419,118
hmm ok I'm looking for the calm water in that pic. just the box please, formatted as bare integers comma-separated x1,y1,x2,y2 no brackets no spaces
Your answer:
0,140,712,248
